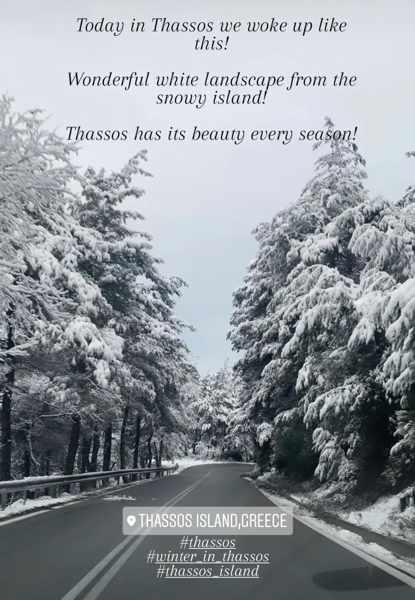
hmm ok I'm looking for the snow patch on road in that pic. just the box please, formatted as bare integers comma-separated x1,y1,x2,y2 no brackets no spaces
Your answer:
102,495,135,501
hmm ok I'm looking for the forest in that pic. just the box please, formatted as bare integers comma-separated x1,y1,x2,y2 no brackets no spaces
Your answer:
1,98,415,505
0,97,246,485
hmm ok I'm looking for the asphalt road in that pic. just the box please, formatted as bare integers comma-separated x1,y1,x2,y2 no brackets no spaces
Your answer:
0,463,414,600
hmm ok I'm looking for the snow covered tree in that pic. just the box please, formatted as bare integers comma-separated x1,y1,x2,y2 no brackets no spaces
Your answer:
229,118,415,490
0,96,82,479
230,129,415,491
229,119,369,480
0,97,196,481
190,366,239,458
75,154,194,471
377,156,415,484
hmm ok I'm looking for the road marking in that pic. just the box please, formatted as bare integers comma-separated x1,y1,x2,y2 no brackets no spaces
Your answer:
82,472,210,600
60,479,200,600
0,509,50,527
60,471,210,600
52,501,81,509
255,484,415,590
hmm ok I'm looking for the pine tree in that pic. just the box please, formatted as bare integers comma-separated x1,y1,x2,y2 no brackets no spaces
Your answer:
75,156,193,470
0,97,83,479
229,119,369,480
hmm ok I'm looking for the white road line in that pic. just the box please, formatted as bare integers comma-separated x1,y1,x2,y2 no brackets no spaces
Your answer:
82,472,210,600
60,471,210,600
255,484,415,590
0,509,50,527
52,501,81,509
60,480,199,600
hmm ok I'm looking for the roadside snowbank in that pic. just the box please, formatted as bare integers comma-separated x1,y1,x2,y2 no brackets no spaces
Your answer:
287,483,415,545
260,487,415,581
0,493,80,518
0,468,167,520
340,491,415,543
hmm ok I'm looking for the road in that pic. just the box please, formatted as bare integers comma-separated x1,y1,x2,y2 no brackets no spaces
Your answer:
0,463,413,599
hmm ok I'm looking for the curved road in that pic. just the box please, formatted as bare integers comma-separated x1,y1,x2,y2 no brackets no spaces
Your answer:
0,463,413,599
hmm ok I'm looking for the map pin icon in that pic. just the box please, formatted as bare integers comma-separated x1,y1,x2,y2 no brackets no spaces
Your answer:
126,515,137,527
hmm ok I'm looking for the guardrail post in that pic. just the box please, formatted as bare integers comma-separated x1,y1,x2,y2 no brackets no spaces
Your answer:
1,492,7,510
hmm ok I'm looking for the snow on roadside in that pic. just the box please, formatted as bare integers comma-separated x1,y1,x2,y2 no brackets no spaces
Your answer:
165,457,243,474
0,493,80,518
256,470,275,483
290,483,347,506
260,487,415,578
0,460,247,520
280,481,415,545
339,491,415,544
0,476,153,520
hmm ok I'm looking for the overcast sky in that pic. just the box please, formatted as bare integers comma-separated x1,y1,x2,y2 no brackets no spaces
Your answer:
1,0,414,373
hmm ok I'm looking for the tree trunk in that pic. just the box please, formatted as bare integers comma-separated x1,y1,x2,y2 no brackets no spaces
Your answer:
1,388,13,481
152,442,159,468
22,444,31,478
133,415,141,468
64,415,81,475
152,439,163,469
119,404,130,470
90,426,100,472
120,405,130,482
158,438,163,468
40,449,52,477
1,303,15,481
80,435,92,491
80,436,91,473
102,422,112,472
44,450,51,476
147,432,153,467
146,431,153,478
39,449,51,499
132,415,141,481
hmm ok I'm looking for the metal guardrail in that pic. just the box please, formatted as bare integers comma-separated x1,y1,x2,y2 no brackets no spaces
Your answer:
0,464,178,510
399,487,415,512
